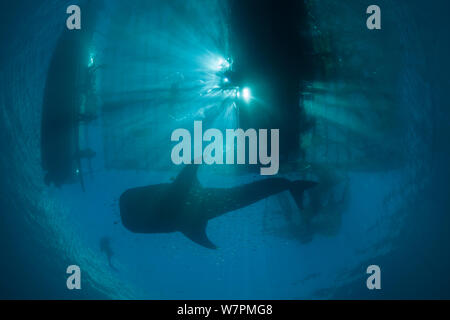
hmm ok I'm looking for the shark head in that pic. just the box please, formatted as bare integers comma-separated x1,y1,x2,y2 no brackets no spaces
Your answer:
119,183,176,233
118,166,218,249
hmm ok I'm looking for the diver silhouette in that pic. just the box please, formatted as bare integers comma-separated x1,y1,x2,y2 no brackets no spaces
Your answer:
100,237,117,271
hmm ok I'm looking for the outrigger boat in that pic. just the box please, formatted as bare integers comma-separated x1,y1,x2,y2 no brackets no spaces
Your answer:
40,24,96,191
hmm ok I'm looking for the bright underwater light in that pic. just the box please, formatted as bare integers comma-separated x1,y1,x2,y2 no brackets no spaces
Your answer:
215,57,231,71
242,87,251,103
88,53,95,67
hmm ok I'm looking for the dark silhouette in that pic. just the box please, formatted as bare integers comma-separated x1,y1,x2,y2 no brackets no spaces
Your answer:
40,0,102,190
100,237,116,271
119,165,317,249
229,0,317,160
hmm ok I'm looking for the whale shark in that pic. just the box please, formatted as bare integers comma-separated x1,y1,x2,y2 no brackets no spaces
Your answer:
119,165,317,249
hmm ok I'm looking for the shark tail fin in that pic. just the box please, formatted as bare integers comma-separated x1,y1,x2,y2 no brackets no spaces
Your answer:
289,180,318,219
182,220,217,250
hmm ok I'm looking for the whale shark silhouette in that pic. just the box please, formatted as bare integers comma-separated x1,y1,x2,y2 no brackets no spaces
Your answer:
119,165,317,249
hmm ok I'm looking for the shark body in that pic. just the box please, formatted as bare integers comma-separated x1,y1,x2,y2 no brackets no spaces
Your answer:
119,166,316,249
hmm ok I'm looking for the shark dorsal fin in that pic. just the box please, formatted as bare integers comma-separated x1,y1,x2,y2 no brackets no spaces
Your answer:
173,165,200,188
182,220,217,250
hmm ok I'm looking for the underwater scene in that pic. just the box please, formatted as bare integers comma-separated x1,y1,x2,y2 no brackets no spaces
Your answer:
0,0,449,299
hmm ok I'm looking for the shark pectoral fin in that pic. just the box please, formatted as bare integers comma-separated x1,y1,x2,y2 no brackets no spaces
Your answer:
182,221,217,250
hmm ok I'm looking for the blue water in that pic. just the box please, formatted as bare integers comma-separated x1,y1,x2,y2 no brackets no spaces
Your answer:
1,0,449,299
